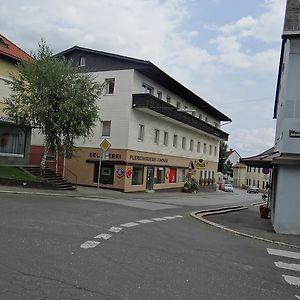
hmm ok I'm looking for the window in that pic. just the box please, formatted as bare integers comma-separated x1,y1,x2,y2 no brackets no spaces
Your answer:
203,143,207,154
176,101,181,109
93,164,114,184
199,113,202,120
79,56,86,66
163,131,168,146
253,168,256,173
200,170,203,178
173,134,178,148
102,121,111,137
166,95,171,104
209,145,212,155
197,142,201,153
204,170,207,179
214,146,217,156
132,166,144,185
192,111,196,117
263,181,265,189
190,139,194,151
212,171,215,179
250,167,252,172
105,78,115,94
205,117,208,123
154,129,160,144
142,83,154,95
157,91,162,99
0,126,26,156
258,168,261,173
182,137,186,149
156,167,165,184
257,180,260,188
178,168,186,182
138,124,144,141
208,171,211,179
253,180,256,186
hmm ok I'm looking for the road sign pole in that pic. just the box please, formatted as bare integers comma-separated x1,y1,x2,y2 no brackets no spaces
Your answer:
97,150,102,189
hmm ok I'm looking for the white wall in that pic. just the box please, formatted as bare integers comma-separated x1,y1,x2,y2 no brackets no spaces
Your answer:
273,165,300,234
226,151,240,166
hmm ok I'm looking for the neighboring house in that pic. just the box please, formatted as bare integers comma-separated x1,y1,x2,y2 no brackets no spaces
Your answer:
0,34,31,165
232,163,246,188
224,148,241,184
242,0,300,234
30,46,231,192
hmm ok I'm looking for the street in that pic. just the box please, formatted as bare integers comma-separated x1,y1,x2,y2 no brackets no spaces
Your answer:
0,189,298,299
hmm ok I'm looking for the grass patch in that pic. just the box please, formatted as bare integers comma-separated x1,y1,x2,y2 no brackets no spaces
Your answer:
0,166,42,182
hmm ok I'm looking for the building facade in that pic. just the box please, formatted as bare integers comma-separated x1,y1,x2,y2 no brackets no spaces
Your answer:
0,34,31,165
31,46,231,192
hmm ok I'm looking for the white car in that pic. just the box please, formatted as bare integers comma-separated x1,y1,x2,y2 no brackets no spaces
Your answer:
223,184,234,192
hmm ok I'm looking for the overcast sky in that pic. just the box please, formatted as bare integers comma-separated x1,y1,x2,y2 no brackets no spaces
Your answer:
0,0,286,157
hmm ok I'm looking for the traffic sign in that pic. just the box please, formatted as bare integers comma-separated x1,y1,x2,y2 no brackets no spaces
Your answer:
100,139,111,152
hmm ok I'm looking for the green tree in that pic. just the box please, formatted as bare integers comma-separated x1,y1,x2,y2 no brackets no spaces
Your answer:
224,160,233,177
218,141,228,173
5,40,103,162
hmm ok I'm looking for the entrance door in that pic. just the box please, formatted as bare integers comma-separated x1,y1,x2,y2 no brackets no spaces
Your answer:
146,167,154,191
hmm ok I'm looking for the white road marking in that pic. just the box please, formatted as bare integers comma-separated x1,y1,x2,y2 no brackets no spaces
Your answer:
282,275,300,287
94,233,112,240
275,261,300,272
136,219,154,224
80,240,100,249
109,226,123,233
267,248,300,260
152,217,167,221
163,216,177,220
295,295,300,299
120,222,139,228
175,215,184,218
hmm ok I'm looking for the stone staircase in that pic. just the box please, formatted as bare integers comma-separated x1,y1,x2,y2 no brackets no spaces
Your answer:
22,166,76,190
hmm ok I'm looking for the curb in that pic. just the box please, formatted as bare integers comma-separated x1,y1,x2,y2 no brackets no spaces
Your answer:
190,206,300,250
0,189,78,198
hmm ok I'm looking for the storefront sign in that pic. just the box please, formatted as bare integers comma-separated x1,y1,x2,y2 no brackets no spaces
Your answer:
126,168,132,178
289,130,300,138
89,152,122,160
194,159,206,170
116,168,125,178
129,154,168,163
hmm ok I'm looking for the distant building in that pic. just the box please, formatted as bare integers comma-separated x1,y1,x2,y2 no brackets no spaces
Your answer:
225,149,241,166
0,33,31,164
30,46,231,192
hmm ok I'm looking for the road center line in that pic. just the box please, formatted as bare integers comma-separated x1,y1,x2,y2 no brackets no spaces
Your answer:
137,219,154,224
275,261,300,272
267,248,300,260
94,233,112,240
80,240,100,249
164,216,177,220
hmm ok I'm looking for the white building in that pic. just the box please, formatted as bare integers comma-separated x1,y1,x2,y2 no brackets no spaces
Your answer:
30,46,231,192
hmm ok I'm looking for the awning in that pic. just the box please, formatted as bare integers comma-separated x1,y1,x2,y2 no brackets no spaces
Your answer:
240,147,279,168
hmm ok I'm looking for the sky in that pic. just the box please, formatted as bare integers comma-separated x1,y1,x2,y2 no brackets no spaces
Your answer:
0,0,287,157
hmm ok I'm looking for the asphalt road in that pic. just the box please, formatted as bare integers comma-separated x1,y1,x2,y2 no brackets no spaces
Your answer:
0,190,298,299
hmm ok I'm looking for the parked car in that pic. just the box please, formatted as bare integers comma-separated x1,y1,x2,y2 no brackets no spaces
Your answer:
223,184,234,192
218,183,225,190
247,186,259,193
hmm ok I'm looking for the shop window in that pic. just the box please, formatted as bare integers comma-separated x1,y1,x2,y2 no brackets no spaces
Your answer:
200,170,203,179
132,166,144,185
0,126,26,156
93,163,114,184
169,168,177,183
204,170,207,179
105,78,115,94
178,168,186,182
156,167,165,184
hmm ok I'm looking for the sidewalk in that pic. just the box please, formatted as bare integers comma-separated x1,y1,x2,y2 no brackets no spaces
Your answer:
205,205,300,247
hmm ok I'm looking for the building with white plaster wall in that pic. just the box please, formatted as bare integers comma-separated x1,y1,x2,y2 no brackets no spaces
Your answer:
30,46,231,192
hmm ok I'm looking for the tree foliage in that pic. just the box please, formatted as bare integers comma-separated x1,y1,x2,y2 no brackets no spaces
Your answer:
218,141,228,173
5,40,103,158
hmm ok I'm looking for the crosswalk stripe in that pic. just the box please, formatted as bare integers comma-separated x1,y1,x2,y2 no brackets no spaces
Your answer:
109,226,123,233
80,240,100,249
94,233,112,240
282,275,300,287
163,216,177,220
120,222,139,228
267,248,300,260
152,217,167,221
137,219,154,224
275,261,300,272
175,215,184,218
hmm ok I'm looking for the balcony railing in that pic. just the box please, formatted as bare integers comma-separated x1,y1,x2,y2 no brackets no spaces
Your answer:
132,93,229,140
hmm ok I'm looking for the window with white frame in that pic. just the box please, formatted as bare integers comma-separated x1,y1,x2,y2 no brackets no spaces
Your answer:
105,78,115,94
214,146,217,156
163,131,168,146
178,168,186,182
209,145,212,155
182,137,186,149
203,143,207,154
197,141,201,153
190,139,194,151
102,121,111,137
173,134,178,148
142,83,154,95
79,56,86,67
138,124,144,141
154,129,160,144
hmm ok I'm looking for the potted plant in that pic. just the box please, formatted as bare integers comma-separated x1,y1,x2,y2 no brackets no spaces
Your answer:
259,204,269,219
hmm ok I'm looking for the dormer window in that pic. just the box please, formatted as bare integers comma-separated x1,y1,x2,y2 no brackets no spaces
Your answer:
79,56,86,67
0,38,9,49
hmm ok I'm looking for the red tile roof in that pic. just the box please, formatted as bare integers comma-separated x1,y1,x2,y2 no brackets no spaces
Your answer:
0,34,31,62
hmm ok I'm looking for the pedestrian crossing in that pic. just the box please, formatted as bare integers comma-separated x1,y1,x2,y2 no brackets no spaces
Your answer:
267,247,300,298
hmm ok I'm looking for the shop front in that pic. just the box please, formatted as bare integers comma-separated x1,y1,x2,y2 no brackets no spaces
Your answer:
65,147,217,192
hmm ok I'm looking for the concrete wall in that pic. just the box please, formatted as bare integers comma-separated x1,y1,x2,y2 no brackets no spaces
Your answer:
273,165,300,234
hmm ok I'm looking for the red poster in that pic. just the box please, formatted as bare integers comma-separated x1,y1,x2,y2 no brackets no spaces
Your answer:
169,168,177,183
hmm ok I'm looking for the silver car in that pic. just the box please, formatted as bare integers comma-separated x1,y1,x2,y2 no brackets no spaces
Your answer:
224,184,234,192
247,186,259,193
